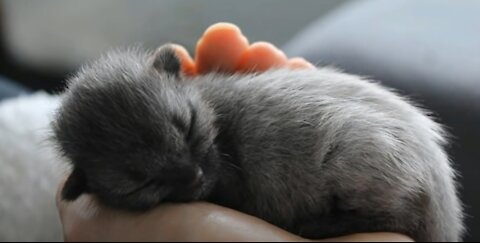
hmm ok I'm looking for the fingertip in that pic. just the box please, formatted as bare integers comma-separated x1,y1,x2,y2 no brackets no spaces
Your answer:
236,42,288,73
287,57,315,70
170,44,197,76
203,22,243,36
195,22,249,74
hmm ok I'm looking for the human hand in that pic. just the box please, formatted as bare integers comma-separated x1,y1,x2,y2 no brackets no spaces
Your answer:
56,179,413,242
166,22,315,77
56,177,307,242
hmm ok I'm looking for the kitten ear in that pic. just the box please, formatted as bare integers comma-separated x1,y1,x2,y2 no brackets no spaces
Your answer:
150,44,181,76
62,167,89,201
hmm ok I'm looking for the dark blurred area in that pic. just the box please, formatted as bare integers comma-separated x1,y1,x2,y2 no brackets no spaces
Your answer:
0,0,478,241
0,1,67,92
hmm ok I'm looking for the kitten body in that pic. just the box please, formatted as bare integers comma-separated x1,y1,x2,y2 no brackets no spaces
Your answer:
53,47,463,241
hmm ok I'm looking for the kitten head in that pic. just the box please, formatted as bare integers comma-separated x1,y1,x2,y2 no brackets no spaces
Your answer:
53,45,221,210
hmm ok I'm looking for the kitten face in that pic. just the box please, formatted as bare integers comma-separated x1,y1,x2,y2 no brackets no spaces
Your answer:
54,46,220,210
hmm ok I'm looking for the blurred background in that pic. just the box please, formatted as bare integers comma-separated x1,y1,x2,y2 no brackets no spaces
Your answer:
0,0,346,92
0,0,478,241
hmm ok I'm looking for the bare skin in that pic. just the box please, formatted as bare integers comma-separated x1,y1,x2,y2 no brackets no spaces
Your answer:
56,180,413,242
56,23,414,242
171,22,315,76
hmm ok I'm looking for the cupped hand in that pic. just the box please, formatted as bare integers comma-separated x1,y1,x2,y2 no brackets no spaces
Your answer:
56,177,307,242
56,178,413,242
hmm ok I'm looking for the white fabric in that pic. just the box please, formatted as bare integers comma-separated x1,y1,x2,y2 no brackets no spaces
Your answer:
0,92,64,241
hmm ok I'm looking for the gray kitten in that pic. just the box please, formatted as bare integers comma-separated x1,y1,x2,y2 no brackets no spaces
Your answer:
52,45,464,241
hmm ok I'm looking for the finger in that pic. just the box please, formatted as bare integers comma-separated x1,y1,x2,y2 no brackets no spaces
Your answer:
287,57,316,70
195,22,249,74
236,42,288,73
56,174,69,214
170,44,197,76
56,173,101,223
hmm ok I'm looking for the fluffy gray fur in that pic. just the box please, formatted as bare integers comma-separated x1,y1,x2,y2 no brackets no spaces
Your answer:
52,46,464,241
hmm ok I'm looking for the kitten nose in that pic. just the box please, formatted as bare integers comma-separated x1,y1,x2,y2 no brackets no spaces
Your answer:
182,166,203,187
167,166,203,187
189,167,204,187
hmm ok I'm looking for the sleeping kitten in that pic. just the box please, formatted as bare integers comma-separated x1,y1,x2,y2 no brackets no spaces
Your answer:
52,45,464,241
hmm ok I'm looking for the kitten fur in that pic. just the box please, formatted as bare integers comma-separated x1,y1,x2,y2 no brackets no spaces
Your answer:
52,46,464,241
